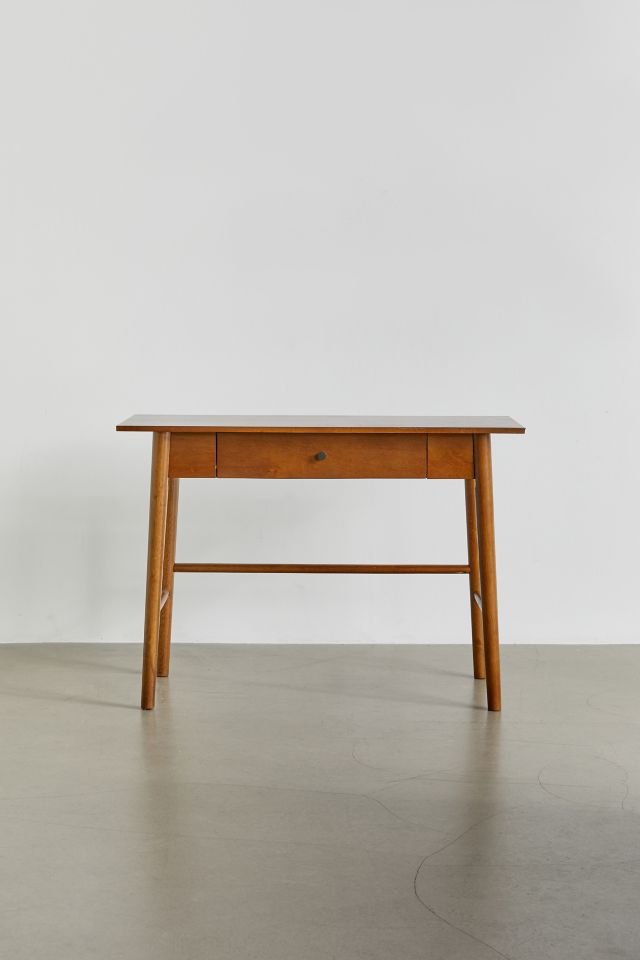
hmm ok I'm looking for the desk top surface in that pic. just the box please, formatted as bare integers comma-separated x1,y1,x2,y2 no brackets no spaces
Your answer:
117,415,525,434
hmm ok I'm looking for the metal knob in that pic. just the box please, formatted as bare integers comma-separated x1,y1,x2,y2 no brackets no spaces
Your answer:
315,451,327,461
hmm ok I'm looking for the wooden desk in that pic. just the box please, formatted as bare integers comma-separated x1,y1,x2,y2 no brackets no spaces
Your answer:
117,416,525,711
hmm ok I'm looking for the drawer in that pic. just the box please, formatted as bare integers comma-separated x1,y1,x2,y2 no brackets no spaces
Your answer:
216,433,427,479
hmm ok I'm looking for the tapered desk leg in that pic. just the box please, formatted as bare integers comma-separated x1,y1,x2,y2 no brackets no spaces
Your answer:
158,478,180,678
464,479,485,680
473,435,501,711
141,432,170,710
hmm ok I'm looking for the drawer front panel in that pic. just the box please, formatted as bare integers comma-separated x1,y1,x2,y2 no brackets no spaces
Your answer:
169,433,216,478
427,435,474,478
217,433,427,479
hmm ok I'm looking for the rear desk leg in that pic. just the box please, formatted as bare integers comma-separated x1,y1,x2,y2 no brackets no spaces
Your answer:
141,432,170,710
158,478,180,678
464,479,485,679
473,435,502,711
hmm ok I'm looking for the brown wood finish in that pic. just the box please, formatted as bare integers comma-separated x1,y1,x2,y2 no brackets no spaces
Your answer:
427,435,475,479
473,434,501,710
141,432,170,710
464,480,485,679
174,563,470,574
217,433,427,479
168,433,216,478
117,415,525,434
158,478,179,678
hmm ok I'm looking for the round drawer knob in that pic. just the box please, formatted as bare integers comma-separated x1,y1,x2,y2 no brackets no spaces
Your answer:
315,451,327,461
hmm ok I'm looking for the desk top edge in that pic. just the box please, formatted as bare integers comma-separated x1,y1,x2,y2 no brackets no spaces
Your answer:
116,415,525,434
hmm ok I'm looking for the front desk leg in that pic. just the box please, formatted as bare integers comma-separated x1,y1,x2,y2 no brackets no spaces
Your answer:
473,435,501,711
141,432,170,710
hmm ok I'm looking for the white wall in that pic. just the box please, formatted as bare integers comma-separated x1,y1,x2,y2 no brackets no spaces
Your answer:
1,2,639,645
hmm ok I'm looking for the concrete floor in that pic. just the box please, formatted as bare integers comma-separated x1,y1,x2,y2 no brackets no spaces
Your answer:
1,644,639,959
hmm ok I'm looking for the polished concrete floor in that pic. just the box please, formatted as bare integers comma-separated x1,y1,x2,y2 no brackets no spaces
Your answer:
1,644,640,959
